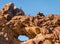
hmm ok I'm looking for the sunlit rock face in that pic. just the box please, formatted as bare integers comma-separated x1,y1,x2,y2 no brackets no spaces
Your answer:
0,2,60,44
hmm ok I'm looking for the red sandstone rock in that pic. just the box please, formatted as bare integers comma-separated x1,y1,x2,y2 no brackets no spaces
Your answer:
0,2,60,44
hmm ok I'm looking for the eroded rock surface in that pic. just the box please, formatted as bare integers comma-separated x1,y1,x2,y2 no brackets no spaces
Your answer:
0,3,60,44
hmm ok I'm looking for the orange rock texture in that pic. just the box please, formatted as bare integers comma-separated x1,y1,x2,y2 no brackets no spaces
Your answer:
0,3,60,44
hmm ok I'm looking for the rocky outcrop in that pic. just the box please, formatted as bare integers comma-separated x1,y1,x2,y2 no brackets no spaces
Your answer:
0,3,60,44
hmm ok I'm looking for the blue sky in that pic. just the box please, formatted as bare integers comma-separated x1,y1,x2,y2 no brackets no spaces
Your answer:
0,0,60,16
0,0,60,41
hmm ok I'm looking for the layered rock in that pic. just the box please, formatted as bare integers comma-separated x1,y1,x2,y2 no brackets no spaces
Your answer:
0,3,60,44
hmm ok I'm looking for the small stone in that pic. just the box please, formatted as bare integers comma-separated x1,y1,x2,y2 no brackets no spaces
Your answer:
5,37,8,41
4,33,7,37
55,42,59,44
0,32,4,35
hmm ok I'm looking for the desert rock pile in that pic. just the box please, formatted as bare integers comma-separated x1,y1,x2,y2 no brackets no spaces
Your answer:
0,3,60,44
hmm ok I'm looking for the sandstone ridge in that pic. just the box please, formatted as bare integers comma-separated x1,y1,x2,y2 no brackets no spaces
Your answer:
0,3,60,44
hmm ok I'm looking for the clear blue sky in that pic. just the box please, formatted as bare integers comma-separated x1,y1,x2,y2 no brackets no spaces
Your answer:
0,0,60,41
0,0,60,16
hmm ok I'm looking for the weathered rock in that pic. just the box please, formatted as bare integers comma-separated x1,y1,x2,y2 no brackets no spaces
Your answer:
37,12,44,16
2,2,14,12
43,40,52,44
14,8,25,16
0,2,60,44
0,15,7,25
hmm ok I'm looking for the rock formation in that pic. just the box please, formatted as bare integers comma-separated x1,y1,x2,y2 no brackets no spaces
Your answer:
0,3,60,44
